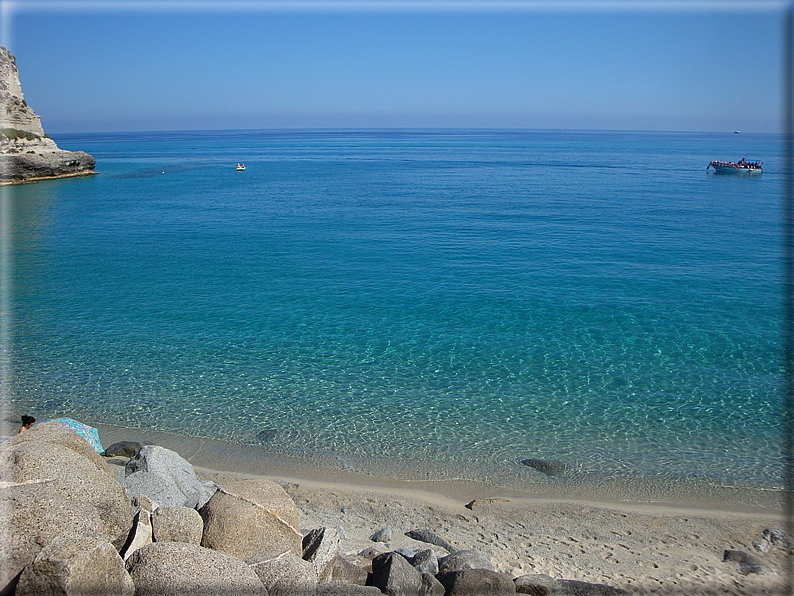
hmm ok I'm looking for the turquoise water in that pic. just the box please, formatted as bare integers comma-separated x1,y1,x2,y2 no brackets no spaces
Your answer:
6,129,784,493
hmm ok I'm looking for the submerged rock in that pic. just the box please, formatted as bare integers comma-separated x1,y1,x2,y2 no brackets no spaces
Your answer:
520,458,566,477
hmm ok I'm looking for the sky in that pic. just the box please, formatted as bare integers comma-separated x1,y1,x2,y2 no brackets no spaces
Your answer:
1,0,789,133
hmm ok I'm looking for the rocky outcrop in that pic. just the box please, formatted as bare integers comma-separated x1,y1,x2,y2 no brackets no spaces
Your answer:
0,44,95,183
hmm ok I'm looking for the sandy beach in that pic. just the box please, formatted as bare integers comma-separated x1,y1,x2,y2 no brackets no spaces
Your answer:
89,422,791,595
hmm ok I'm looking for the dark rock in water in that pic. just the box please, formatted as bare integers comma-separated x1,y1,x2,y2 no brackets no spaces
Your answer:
552,579,627,595
520,458,566,477
256,428,278,443
405,528,456,553
723,549,767,575
438,569,516,595
514,573,554,596
103,441,143,458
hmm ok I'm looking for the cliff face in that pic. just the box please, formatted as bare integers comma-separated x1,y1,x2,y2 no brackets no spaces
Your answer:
0,45,95,182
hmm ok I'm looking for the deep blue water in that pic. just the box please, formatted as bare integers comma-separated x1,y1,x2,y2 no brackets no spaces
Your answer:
6,129,784,493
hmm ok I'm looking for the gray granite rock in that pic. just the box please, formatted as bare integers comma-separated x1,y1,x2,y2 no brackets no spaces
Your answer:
318,554,370,585
438,549,496,573
125,542,266,596
125,445,217,509
371,551,424,596
438,569,516,595
152,506,203,545
247,550,318,596
404,528,456,553
0,421,133,548
411,549,439,575
722,549,768,575
16,536,134,596
370,527,393,542
420,572,446,596
514,573,555,596
121,509,153,561
0,480,108,593
200,479,302,560
123,471,185,509
303,527,342,579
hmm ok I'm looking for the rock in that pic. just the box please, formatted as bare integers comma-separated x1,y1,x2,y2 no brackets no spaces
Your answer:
753,539,771,553
551,579,628,595
358,547,383,560
465,498,510,510
318,554,370,585
722,549,768,575
125,445,217,509
103,441,142,458
247,551,318,596
514,573,555,596
411,549,439,575
404,528,456,553
370,527,393,542
303,527,341,579
316,583,383,595
0,421,133,548
131,494,158,515
15,536,134,596
0,480,108,593
121,509,153,560
125,542,266,596
520,458,566,477
763,528,793,549
420,572,445,596
438,569,516,595
0,45,95,183
438,549,496,573
395,548,418,560
123,471,186,509
371,551,424,595
152,507,203,545
200,479,302,560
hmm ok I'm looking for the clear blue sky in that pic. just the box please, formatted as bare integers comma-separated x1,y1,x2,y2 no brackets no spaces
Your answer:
3,1,788,133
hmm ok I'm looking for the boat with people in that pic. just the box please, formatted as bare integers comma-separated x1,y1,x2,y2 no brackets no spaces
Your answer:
707,158,762,174
236,163,245,171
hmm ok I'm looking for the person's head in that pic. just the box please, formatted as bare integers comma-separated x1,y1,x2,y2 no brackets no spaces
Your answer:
20,415,35,431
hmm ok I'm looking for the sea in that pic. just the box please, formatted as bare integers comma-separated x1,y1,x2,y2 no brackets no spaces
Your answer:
4,129,785,506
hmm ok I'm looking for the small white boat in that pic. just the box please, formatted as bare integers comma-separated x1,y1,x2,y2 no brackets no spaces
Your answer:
707,158,762,174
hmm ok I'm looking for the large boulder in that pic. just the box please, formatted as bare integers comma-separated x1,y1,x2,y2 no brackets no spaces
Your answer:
247,551,318,596
438,549,496,573
371,551,424,596
438,569,517,595
302,527,341,579
123,471,185,509
125,542,266,596
152,507,203,545
124,445,217,509
0,480,108,594
15,536,134,596
200,479,302,560
0,421,133,549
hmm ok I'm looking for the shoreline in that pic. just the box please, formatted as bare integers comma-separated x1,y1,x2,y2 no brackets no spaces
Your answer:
93,421,787,517
0,169,97,185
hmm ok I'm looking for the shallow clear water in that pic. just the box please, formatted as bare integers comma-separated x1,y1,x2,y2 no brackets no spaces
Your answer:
6,129,784,494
